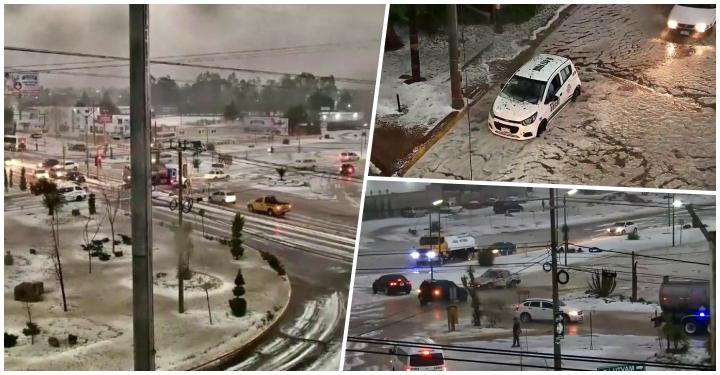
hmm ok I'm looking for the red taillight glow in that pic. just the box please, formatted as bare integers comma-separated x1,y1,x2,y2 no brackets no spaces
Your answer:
421,350,431,356
433,289,440,296
389,282,397,286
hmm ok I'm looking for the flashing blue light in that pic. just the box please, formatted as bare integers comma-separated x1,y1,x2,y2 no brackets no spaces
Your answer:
699,312,706,317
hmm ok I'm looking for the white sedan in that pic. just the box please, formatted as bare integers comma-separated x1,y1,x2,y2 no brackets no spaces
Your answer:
607,221,638,236
209,191,236,204
203,169,230,180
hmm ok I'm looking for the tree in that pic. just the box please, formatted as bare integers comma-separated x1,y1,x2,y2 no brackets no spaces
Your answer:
4,106,13,124
223,100,239,120
337,90,353,109
22,303,40,345
8,169,13,188
460,267,482,326
75,91,90,107
228,268,247,317
3,169,7,191
101,187,121,256
88,193,96,215
29,179,68,311
19,167,27,191
286,104,308,135
307,90,334,112
99,91,120,115
230,213,245,260
192,158,200,171
276,167,287,181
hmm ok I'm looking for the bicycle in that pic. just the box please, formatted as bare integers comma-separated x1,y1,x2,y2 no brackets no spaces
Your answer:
169,197,194,213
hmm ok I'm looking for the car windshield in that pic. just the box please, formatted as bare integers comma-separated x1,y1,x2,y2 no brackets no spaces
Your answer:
480,270,496,278
613,222,625,227
500,75,546,105
409,353,444,367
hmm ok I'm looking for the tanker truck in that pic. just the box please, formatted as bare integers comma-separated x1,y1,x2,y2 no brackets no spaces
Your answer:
657,276,711,335
410,233,477,265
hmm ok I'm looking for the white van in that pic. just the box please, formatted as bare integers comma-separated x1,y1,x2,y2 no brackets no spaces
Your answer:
293,158,317,170
340,151,360,162
57,183,87,202
489,54,581,140
388,337,446,371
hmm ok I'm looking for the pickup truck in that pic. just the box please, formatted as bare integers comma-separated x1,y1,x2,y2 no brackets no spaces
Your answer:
247,196,292,217
472,269,521,289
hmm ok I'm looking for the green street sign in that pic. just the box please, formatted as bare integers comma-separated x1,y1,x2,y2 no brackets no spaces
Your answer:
598,364,646,371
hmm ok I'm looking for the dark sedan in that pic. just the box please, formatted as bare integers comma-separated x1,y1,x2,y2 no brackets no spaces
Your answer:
418,279,467,306
372,274,412,295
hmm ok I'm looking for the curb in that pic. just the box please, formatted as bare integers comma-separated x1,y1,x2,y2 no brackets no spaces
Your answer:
183,246,293,371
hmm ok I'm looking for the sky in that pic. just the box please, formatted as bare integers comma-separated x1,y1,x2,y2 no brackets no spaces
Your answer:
366,181,429,194
4,4,385,89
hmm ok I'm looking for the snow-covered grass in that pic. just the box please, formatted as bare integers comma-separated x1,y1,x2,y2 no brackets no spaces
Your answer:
4,204,291,370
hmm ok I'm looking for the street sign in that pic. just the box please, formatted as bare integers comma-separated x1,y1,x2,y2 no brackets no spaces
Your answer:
598,364,646,371
97,114,112,124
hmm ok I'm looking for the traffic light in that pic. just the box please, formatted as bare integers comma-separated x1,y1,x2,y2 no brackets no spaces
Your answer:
95,155,102,167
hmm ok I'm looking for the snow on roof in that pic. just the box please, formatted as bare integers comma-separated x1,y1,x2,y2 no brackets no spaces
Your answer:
514,54,569,82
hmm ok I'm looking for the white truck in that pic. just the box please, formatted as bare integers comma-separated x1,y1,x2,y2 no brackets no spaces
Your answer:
411,233,477,265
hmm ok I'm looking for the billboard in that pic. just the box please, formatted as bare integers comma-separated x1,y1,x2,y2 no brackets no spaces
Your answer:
5,71,40,95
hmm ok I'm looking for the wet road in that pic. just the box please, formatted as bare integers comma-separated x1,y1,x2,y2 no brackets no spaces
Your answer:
408,4,715,190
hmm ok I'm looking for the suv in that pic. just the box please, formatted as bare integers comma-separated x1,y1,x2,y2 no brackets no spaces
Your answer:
488,242,516,256
667,4,716,36
607,221,638,236
493,200,524,214
473,269,520,289
57,184,87,202
418,279,468,306
209,191,236,204
515,298,583,324
489,54,581,140
388,337,446,371
203,169,230,180
372,274,412,295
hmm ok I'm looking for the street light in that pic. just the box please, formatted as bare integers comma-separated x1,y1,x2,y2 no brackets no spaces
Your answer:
429,199,444,280
672,198,682,247
563,189,578,266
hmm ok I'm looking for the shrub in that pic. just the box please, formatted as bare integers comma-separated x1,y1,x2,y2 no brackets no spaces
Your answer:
4,332,18,348
19,167,27,191
98,253,111,261
627,231,640,240
230,214,245,260
48,336,60,347
206,142,216,152
662,321,689,354
228,297,247,317
88,194,96,215
587,270,617,297
71,209,81,216
233,286,246,297
477,249,495,266
261,251,286,276
68,334,78,346
119,234,132,245
266,310,275,321
5,251,14,266
22,321,40,345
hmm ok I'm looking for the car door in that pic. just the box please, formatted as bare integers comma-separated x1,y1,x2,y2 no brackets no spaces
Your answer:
559,64,574,104
527,301,540,317
540,301,554,320
546,73,564,117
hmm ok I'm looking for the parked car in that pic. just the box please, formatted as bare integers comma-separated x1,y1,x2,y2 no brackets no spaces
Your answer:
388,337,446,371
606,221,638,236
473,269,521,289
489,54,581,140
515,298,583,324
49,167,66,179
462,200,486,210
667,4,716,36
37,159,60,169
339,163,355,176
340,151,360,162
418,279,468,306
203,169,230,180
30,132,43,139
209,191,236,204
493,200,524,214
372,274,412,295
488,241,516,256
65,170,86,183
61,160,79,170
57,183,87,202
401,208,427,218
247,195,292,216
293,158,317,170
68,143,87,152
34,168,50,180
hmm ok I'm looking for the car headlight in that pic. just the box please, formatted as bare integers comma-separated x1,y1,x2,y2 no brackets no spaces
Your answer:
695,23,707,33
427,251,437,259
522,112,537,125
492,249,500,254
667,19,678,29
410,251,420,259
568,310,578,316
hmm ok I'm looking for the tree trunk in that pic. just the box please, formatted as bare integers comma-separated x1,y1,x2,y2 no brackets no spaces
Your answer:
385,21,404,52
53,212,68,311
408,6,422,81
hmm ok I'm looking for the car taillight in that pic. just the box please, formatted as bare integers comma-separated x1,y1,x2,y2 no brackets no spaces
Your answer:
433,289,440,296
421,350,431,356
389,282,396,286
417,289,421,294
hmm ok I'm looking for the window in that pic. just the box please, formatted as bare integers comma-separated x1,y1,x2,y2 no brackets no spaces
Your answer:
560,65,572,82
547,74,562,100
523,302,531,307
542,302,553,309
529,301,541,308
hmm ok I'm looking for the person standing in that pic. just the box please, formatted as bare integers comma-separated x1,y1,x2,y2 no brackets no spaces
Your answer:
512,316,521,348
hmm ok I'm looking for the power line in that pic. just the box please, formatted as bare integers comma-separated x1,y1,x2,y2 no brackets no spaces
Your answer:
568,242,710,266
5,45,375,85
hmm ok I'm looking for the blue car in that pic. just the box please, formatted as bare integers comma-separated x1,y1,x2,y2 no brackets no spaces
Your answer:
489,242,516,256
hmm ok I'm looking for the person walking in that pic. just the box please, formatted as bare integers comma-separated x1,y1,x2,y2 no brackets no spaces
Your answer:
512,316,521,348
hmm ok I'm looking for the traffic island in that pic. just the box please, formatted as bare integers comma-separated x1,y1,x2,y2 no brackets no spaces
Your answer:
3,205,291,370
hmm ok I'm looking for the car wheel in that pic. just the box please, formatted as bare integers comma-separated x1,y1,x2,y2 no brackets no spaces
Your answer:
76,196,82,202
536,120,548,137
372,286,377,294
267,209,274,217
684,321,698,335
633,228,638,234
520,312,531,323
571,86,581,102
621,229,626,235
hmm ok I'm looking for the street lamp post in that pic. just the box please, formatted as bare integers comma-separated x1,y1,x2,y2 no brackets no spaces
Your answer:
672,198,682,247
431,199,444,279
563,189,578,266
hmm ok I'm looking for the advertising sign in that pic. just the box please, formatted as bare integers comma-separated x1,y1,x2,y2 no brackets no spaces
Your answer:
5,71,40,94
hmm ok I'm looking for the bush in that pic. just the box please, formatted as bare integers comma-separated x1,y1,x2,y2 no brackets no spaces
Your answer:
627,232,640,240
119,234,132,245
88,194,96,215
233,286,246,297
228,297,247,317
98,253,111,261
71,209,81,216
477,249,495,266
266,310,275,321
5,251,14,266
587,270,617,297
4,332,18,348
662,321,689,353
22,321,40,344
68,334,78,346
261,251,286,276
19,167,27,191
48,336,60,347
206,142,216,152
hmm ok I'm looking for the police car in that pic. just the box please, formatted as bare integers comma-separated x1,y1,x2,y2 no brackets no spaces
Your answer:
488,54,581,140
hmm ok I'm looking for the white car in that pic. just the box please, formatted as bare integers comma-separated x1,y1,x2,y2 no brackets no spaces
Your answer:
515,298,583,323
489,54,581,140
61,160,79,170
293,158,317,170
57,183,87,202
607,221,638,236
388,337,446,371
340,151,360,162
34,169,50,180
667,4,716,36
209,191,236,204
203,169,230,180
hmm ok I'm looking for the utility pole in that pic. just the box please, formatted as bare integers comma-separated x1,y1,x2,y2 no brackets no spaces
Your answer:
129,4,155,370
549,188,561,370
446,4,464,110
563,195,568,266
672,194,675,247
408,6,422,82
631,251,637,302
177,145,185,314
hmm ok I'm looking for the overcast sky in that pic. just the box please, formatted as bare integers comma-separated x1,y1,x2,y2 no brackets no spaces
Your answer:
366,181,429,194
4,4,385,88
